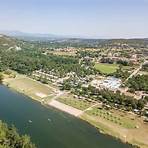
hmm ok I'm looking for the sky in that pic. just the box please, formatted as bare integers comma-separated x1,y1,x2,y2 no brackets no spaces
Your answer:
0,0,148,38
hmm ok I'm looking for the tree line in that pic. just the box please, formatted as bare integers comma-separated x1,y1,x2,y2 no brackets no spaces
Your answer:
61,82,147,111
0,49,97,77
0,121,36,148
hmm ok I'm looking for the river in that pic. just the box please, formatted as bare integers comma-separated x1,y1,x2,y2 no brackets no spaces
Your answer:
0,85,132,148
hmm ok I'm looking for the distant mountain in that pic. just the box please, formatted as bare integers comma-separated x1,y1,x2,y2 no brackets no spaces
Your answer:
0,30,63,41
0,30,103,41
98,38,148,48
0,30,59,37
0,31,148,49
0,34,24,51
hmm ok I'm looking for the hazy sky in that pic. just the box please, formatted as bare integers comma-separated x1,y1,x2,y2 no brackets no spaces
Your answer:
0,0,148,38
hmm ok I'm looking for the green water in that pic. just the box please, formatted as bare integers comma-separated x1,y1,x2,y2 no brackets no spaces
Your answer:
0,85,132,148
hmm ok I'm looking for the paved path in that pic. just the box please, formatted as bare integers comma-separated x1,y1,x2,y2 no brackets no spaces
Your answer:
78,102,101,116
51,91,66,100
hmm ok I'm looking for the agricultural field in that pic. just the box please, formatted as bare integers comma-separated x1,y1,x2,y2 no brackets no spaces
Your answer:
57,94,95,110
94,63,119,74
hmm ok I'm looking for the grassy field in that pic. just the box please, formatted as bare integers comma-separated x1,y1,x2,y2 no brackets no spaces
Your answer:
57,94,94,111
4,75,55,102
94,63,119,74
81,114,121,139
81,108,148,148
86,106,136,129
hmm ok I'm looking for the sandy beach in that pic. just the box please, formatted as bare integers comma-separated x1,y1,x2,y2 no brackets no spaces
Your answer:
49,100,83,117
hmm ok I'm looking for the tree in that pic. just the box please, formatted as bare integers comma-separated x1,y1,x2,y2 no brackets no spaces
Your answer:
0,121,36,148
128,88,135,93
0,73,3,83
126,75,148,91
137,100,145,110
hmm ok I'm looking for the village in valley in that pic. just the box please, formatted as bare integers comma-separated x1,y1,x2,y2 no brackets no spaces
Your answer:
0,35,148,148
1,0,148,148
32,41,148,112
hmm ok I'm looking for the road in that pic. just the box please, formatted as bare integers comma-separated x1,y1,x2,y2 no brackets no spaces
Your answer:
125,60,147,83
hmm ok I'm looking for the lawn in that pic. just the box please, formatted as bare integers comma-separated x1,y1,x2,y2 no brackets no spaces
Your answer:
94,63,119,74
81,111,148,148
57,95,94,111
4,75,55,101
86,106,136,129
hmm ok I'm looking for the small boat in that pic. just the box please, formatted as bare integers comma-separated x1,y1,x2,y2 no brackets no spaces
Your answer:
28,120,33,123
48,118,51,122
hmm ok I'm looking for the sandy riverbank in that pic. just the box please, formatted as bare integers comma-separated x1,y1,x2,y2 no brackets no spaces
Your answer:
49,100,83,117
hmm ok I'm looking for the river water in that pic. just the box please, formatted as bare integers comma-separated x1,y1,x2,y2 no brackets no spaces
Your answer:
0,85,132,148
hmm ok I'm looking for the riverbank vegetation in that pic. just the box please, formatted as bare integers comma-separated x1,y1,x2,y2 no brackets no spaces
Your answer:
0,120,36,148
